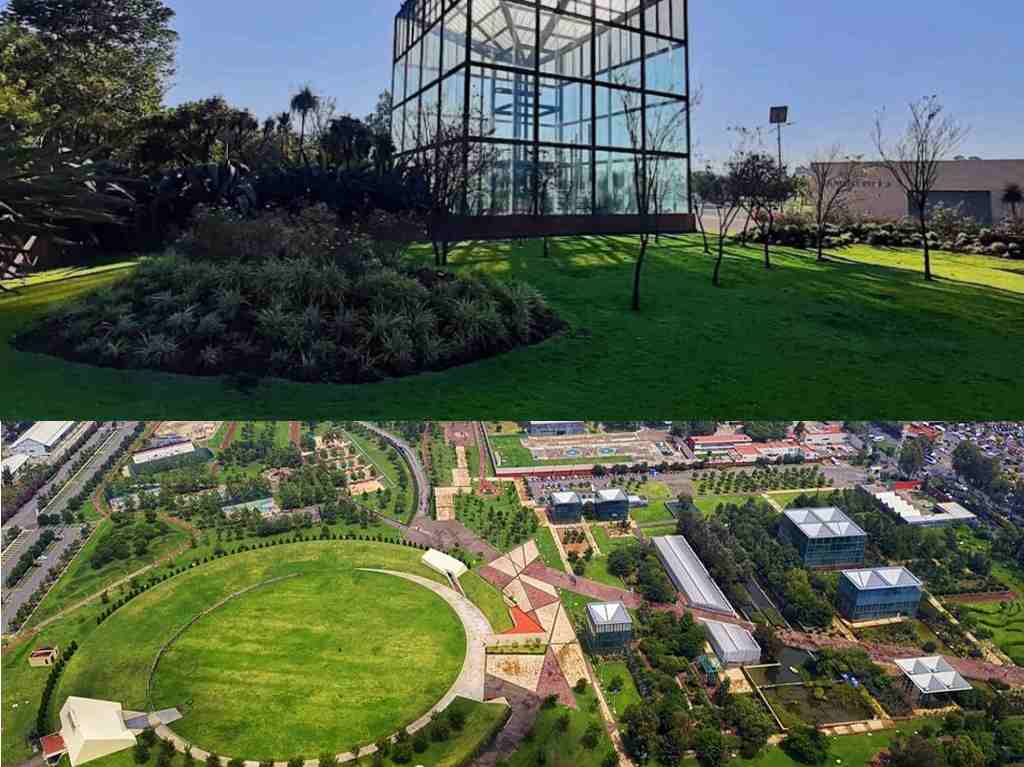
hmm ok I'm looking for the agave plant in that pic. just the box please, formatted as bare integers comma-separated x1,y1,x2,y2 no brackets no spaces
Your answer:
215,287,245,320
196,311,227,338
134,332,180,367
166,305,198,334
199,345,223,370
102,338,130,363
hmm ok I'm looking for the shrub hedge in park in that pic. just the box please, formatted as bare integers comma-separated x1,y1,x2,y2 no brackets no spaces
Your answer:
18,206,564,385
742,207,1024,257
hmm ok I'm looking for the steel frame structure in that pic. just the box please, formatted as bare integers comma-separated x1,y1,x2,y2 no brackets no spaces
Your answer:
391,0,694,239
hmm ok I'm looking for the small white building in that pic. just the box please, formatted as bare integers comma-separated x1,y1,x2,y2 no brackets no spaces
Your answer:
422,549,469,580
700,619,762,667
895,656,973,704
56,697,138,766
9,422,76,457
2,452,31,480
131,440,196,466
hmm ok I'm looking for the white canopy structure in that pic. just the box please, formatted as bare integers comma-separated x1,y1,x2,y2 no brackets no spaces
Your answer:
652,535,735,616
422,549,469,580
700,619,761,667
895,657,973,697
59,697,137,766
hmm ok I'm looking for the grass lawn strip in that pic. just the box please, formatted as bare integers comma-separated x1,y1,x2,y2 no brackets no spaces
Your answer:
462,570,513,633
2,238,1022,417
693,493,760,516
503,688,615,767
56,541,465,761
533,526,564,570
27,516,188,628
592,659,641,722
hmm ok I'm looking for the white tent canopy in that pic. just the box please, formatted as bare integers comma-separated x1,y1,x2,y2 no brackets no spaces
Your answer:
422,549,469,580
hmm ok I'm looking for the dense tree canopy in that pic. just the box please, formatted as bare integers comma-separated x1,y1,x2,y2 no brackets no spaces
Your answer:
2,0,178,149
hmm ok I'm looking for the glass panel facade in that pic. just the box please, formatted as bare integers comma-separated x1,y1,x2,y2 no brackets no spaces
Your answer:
394,0,691,221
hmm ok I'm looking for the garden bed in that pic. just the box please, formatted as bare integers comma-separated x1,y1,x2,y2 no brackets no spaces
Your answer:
762,683,876,728
15,208,565,386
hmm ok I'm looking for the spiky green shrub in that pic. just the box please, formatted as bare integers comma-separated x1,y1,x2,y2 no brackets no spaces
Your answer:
20,206,564,383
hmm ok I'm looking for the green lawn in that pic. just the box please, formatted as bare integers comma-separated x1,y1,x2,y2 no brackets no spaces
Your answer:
462,569,513,632
765,490,831,508
504,688,616,767
2,238,1023,417
627,481,677,524
27,516,188,628
489,434,635,469
62,697,507,767
592,659,641,722
693,494,760,516
55,541,465,761
585,526,635,590
534,526,564,570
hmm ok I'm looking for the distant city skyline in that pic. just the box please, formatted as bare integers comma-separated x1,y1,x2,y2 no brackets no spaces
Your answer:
163,0,1023,167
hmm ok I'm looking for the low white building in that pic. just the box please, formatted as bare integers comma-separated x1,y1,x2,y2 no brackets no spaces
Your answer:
56,697,137,766
2,452,31,480
895,656,973,703
422,549,469,580
131,440,196,466
9,422,76,457
700,619,762,667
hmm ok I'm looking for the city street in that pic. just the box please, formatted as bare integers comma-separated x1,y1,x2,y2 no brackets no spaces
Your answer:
1,420,140,631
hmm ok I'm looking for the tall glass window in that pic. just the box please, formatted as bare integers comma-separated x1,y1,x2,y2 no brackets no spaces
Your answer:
394,0,692,225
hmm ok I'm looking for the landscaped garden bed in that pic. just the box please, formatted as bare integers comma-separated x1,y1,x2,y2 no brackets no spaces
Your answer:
15,208,564,386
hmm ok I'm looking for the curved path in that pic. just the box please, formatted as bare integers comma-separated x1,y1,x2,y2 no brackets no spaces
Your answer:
358,423,430,520
154,568,496,767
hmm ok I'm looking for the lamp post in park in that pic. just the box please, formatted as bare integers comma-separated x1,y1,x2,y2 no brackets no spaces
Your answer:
770,105,790,169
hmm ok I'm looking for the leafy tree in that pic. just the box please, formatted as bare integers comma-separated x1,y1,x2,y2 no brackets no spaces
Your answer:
781,726,831,765
945,735,985,767
2,0,177,150
693,727,727,767
730,151,798,268
886,735,947,767
899,438,927,477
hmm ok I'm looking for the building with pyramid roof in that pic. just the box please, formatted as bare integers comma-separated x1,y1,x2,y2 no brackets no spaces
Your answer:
585,601,633,652
837,566,923,622
895,656,973,705
779,507,867,569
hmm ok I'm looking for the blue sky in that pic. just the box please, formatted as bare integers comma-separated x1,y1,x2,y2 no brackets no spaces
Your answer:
164,0,1023,166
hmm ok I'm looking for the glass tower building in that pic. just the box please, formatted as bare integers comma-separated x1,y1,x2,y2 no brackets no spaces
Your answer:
391,0,694,239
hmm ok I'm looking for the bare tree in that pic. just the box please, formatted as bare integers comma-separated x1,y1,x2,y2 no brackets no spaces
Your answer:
707,165,744,287
731,151,797,269
691,168,718,254
616,80,687,311
873,96,968,280
404,107,495,266
807,146,865,262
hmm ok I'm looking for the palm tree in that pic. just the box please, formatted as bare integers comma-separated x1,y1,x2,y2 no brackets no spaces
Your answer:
289,86,320,165
1003,183,1023,220
276,112,292,159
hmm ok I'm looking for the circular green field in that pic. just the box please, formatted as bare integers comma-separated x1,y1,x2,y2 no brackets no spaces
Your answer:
56,541,467,761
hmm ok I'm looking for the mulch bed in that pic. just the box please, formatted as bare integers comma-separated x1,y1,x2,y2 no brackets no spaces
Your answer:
944,591,1018,604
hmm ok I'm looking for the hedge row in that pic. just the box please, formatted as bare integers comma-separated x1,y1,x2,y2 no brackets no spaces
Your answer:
34,640,79,738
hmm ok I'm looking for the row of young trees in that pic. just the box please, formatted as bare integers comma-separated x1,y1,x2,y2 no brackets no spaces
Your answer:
693,96,969,284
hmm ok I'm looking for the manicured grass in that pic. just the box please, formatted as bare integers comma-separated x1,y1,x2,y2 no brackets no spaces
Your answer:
27,516,188,628
592,659,641,722
626,481,677,524
693,493,760,516
489,434,635,469
765,490,831,508
966,600,1024,665
272,420,294,448
585,526,635,590
3,238,1024,416
504,688,615,767
462,570,513,632
637,521,678,536
56,541,465,761
559,590,600,631
534,526,564,570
